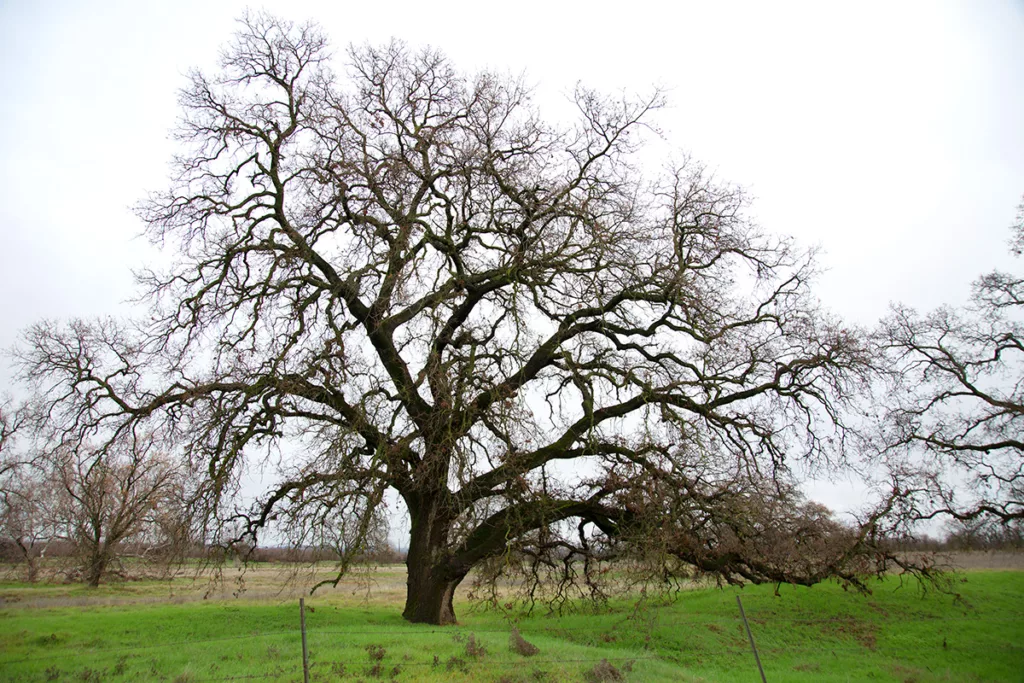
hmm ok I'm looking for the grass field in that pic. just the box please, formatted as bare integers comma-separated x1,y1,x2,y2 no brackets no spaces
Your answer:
1,563,1022,682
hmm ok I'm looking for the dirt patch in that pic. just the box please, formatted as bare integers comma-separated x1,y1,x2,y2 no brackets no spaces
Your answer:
890,663,926,683
823,617,878,650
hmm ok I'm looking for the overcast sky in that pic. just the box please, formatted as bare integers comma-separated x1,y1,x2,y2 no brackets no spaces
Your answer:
1,0,1022,526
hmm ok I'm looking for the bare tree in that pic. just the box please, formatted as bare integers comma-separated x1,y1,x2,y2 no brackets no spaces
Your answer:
0,400,50,581
45,437,183,586
18,14,914,623
879,198,1024,527
0,399,26,475
2,398,190,585
0,469,57,582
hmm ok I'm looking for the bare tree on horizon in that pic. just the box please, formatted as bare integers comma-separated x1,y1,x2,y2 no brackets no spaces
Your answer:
879,198,1024,530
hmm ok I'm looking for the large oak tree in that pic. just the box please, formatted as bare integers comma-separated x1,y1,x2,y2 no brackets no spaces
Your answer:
19,14,907,623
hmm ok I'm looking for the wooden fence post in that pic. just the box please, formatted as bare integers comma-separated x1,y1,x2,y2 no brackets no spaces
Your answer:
300,597,310,683
736,595,768,683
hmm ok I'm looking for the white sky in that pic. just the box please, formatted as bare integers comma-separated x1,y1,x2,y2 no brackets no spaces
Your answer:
1,0,1022,529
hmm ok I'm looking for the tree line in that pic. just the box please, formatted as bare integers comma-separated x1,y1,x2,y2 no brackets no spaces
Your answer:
0,12,1020,624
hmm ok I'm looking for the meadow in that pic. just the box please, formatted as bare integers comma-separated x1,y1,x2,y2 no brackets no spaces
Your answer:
1,557,1022,682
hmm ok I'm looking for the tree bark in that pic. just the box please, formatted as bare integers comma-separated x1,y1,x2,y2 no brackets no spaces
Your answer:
15,539,39,583
85,548,108,588
403,563,462,625
401,494,465,625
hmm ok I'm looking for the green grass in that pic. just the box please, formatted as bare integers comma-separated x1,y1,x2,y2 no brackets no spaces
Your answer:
1,571,1022,682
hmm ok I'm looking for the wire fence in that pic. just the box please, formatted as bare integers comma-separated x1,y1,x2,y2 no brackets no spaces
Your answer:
2,597,1022,682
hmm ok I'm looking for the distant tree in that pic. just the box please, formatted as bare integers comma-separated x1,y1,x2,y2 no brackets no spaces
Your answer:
0,400,51,581
18,14,921,623
3,397,193,585
0,468,57,582
0,399,25,474
44,436,183,586
879,197,1024,528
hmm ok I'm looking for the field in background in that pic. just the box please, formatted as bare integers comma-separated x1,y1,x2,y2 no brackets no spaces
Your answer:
0,556,1022,682
940,550,1024,570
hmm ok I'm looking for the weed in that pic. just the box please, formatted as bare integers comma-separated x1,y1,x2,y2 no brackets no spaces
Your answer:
445,656,469,673
498,675,533,683
312,661,345,682
37,633,62,646
77,668,103,682
510,627,539,657
891,664,925,683
363,644,388,677
465,632,487,658
583,658,624,682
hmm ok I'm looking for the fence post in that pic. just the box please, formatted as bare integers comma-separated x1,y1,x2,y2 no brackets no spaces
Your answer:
736,595,768,683
299,597,310,683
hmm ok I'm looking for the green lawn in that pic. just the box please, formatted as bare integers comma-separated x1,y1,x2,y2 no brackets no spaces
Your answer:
1,571,1021,682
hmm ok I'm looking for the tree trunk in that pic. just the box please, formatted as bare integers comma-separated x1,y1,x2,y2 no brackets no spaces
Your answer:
15,539,39,583
85,548,108,588
401,495,465,625
403,562,462,625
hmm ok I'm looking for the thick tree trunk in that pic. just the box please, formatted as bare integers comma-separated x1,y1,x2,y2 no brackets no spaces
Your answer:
401,495,465,625
84,548,108,588
403,563,463,625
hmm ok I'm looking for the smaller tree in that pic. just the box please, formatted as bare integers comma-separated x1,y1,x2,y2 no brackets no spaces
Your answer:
47,437,183,586
0,399,26,474
0,400,51,581
9,321,195,586
879,197,1024,527
0,472,57,582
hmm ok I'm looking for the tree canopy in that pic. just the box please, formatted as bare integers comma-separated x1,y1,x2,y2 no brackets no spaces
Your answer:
14,13,935,623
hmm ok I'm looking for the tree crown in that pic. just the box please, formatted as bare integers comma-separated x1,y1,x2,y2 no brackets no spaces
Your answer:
15,14,919,619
